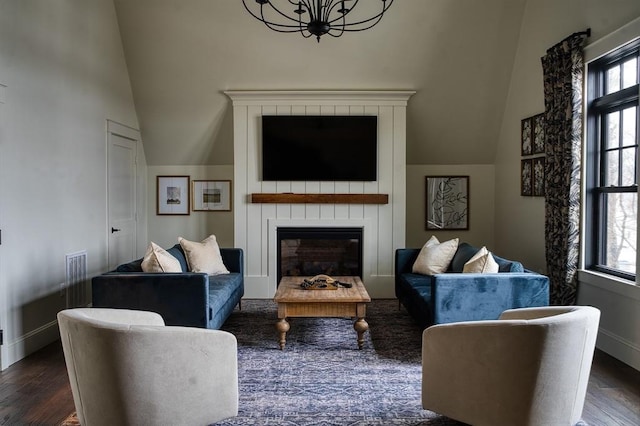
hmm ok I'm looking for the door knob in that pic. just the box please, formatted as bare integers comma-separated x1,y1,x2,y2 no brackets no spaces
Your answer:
111,227,121,233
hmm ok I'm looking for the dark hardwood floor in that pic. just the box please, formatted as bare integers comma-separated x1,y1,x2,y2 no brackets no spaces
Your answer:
0,342,74,426
0,342,638,425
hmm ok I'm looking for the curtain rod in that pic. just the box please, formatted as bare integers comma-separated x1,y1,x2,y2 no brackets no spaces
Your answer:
550,28,591,50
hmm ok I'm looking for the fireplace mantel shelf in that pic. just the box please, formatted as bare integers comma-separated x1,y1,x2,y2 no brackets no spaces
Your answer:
251,193,388,205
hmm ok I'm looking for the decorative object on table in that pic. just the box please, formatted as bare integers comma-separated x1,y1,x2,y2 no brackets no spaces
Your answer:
192,180,232,211
532,113,545,154
425,176,469,230
532,156,545,197
521,159,533,196
241,0,395,43
521,117,533,156
156,176,190,215
300,274,353,290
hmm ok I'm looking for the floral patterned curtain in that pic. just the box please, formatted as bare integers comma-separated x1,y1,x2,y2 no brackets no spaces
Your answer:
541,32,589,305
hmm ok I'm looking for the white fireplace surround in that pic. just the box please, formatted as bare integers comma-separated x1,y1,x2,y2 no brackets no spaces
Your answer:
226,90,415,298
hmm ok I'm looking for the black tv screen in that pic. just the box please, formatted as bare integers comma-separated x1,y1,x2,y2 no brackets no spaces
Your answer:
261,115,377,181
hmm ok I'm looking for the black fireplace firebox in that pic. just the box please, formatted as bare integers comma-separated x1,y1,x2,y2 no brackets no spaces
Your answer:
277,227,363,284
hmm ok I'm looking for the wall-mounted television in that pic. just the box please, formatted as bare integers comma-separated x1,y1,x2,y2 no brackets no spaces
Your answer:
261,115,377,181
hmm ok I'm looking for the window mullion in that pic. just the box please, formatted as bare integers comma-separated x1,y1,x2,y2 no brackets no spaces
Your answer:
619,110,624,185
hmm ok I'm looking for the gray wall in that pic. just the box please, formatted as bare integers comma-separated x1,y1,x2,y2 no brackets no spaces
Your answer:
0,0,142,369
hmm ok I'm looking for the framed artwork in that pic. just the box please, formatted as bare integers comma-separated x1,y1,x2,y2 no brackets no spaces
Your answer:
532,113,545,154
425,176,469,230
521,159,532,196
157,175,190,215
521,117,533,156
532,156,545,197
192,180,232,211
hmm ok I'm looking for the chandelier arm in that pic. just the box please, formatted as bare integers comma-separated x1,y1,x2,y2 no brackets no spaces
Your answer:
260,5,313,33
243,0,313,26
332,0,360,19
324,0,347,20
325,9,346,38
300,0,315,22
259,21,312,33
268,1,311,25
326,0,392,26
256,0,316,35
317,0,325,23
285,0,315,23
334,13,385,32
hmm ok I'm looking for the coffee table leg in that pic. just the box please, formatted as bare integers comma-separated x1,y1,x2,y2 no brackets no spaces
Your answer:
276,318,290,350
354,317,369,350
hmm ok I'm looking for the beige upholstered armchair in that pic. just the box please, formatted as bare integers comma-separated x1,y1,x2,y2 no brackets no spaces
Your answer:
422,306,600,426
58,308,238,426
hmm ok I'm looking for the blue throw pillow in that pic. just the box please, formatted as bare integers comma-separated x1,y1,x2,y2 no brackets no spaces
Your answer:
449,243,480,273
166,244,189,272
114,259,143,272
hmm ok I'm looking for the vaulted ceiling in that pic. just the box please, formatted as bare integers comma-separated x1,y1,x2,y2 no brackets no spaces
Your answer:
113,0,526,166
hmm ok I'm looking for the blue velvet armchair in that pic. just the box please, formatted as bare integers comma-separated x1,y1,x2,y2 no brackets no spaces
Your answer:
395,243,549,328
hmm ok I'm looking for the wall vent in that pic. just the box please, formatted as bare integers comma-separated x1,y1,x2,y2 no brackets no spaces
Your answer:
66,251,89,308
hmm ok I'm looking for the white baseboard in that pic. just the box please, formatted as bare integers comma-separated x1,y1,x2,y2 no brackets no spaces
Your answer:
597,327,640,371
4,320,60,369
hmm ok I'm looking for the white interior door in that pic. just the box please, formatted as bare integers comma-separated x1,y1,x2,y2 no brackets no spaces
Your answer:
107,121,139,270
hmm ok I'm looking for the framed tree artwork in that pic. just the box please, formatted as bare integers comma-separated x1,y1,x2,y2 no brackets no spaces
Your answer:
532,113,545,154
521,117,533,156
157,175,190,215
521,159,533,196
532,156,545,197
425,176,469,230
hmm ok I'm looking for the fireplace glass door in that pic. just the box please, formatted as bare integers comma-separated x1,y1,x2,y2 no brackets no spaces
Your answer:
277,227,363,284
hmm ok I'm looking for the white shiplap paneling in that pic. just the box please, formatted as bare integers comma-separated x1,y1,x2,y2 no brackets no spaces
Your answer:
226,91,415,298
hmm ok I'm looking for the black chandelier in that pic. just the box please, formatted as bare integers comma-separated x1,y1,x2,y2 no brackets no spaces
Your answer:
241,0,394,42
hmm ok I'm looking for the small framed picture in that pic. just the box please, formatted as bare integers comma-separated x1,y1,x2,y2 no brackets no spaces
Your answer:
192,180,232,211
532,156,545,197
521,117,533,156
532,113,545,154
157,176,190,215
425,176,469,230
521,159,532,196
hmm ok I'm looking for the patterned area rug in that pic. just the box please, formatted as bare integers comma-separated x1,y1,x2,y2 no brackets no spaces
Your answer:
214,299,463,426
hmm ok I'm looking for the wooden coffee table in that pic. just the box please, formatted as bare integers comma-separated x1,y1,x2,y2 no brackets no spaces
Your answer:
274,276,371,350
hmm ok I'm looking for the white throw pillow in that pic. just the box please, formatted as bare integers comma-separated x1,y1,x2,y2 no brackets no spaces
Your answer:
141,242,182,273
462,246,499,273
178,235,229,275
412,236,459,275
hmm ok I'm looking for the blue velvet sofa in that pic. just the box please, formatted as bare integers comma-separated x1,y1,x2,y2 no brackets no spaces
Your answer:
92,244,243,329
395,243,549,328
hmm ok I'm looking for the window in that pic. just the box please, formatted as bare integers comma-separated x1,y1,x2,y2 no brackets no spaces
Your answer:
585,39,640,280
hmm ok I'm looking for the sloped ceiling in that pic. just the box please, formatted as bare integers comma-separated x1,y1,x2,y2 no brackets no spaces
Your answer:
114,0,525,166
